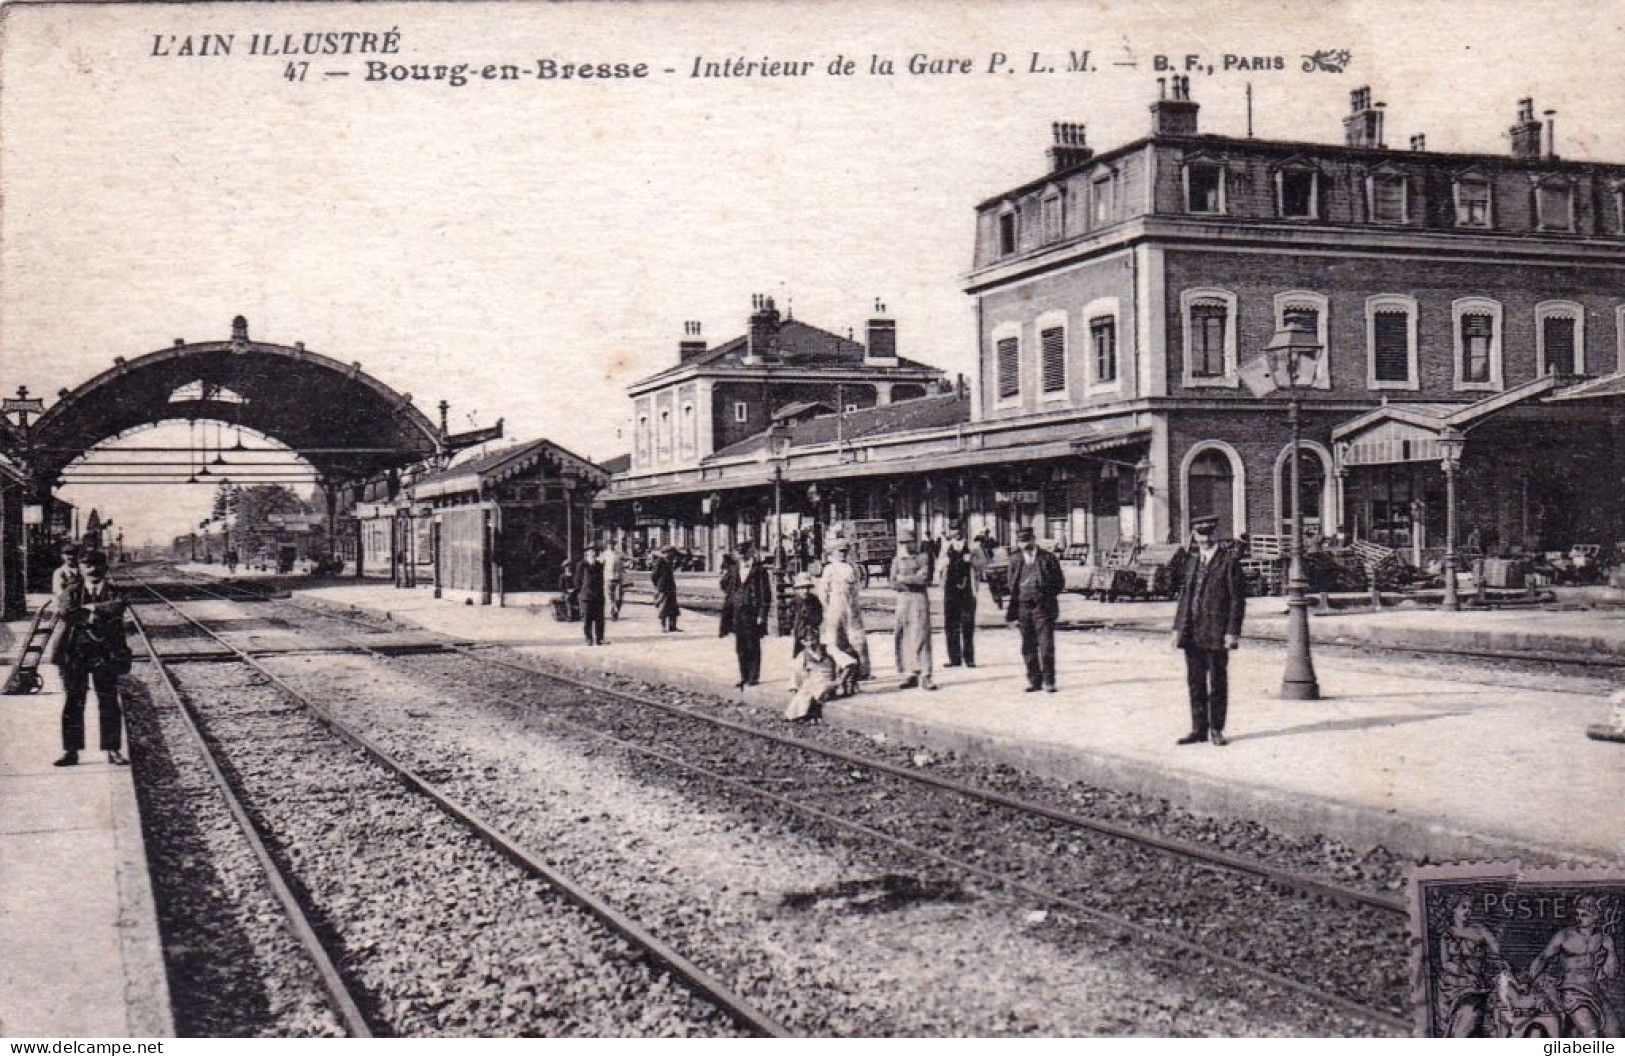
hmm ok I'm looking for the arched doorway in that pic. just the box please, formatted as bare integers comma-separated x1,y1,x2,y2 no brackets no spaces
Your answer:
1181,443,1245,540
1273,442,1333,539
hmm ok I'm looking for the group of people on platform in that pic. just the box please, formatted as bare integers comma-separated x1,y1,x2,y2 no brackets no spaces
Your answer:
45,544,132,768
579,513,1248,740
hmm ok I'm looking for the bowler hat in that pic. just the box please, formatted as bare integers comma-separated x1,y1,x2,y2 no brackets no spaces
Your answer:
1016,527,1036,542
793,572,814,589
1191,516,1219,534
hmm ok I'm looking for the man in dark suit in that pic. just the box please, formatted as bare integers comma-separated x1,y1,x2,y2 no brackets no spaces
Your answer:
1171,516,1247,747
54,550,130,767
721,539,773,688
577,544,607,646
941,525,982,668
1004,527,1064,692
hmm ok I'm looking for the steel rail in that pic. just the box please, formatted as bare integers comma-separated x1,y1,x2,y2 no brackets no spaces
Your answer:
240,580,1405,917
173,572,1409,1033
126,601,375,1038
130,575,793,1040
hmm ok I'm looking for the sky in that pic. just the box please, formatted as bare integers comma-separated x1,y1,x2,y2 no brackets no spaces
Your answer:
3,0,1623,544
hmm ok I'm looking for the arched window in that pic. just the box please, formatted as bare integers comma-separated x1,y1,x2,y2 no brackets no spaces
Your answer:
1453,297,1504,391
1535,301,1585,377
1274,443,1334,538
1182,445,1242,539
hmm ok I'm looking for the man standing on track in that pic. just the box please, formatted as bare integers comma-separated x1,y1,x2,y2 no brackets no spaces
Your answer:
721,539,772,689
1004,527,1063,693
1171,515,1246,747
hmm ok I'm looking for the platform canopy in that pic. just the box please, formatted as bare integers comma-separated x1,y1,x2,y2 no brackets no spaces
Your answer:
25,318,444,486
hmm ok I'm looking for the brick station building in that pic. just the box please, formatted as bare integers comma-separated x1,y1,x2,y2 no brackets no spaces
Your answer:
604,80,1625,570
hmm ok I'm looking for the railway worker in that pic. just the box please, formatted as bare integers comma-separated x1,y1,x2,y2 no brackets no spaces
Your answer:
720,539,772,689
941,525,982,669
1171,515,1247,747
817,536,868,686
51,544,82,599
54,551,131,767
577,544,608,646
890,527,936,691
602,541,626,621
1004,527,1064,693
651,544,682,632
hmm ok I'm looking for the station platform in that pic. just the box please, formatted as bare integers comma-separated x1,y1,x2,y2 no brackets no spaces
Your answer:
293,576,1625,866
0,603,173,1038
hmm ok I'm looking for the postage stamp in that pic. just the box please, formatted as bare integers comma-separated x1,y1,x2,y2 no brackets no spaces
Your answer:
1411,863,1624,1038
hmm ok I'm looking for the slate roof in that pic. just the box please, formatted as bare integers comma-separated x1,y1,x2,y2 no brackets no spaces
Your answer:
413,437,609,499
707,392,972,461
634,318,938,387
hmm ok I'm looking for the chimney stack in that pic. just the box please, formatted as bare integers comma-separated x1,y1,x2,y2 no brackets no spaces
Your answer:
1343,86,1386,148
1510,97,1542,159
744,294,781,364
678,320,707,362
1150,75,1199,137
1409,134,1426,152
865,298,898,367
1543,109,1558,160
1047,122,1093,171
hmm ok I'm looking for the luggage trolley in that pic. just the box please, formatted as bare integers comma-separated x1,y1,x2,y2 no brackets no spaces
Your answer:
2,602,55,695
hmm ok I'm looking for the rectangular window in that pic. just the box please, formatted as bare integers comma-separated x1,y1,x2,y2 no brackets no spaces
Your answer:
1279,171,1316,218
1461,313,1494,383
1543,315,1577,375
1456,181,1491,227
1372,311,1411,383
996,336,1020,400
1042,194,1064,242
1090,317,1117,383
1372,176,1406,222
1093,176,1114,224
1537,184,1574,230
1190,304,1227,378
1187,166,1222,213
999,212,1018,255
1040,327,1066,393
734,402,749,423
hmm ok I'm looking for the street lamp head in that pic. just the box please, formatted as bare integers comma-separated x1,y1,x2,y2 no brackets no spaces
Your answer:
1262,320,1324,391
1438,427,1466,467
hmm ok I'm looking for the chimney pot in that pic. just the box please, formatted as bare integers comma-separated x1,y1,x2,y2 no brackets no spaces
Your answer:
1509,98,1543,159
1149,76,1199,137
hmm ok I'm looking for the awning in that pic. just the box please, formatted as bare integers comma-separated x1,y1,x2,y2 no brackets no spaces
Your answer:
1545,369,1625,403
1331,374,1567,466
1073,425,1151,456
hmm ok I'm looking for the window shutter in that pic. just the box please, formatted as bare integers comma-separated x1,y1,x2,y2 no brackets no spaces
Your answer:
1544,315,1576,375
997,337,1020,399
1373,311,1409,382
1040,327,1066,393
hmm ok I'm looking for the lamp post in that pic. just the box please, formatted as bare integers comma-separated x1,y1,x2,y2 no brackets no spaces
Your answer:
1439,427,1465,611
1254,321,1324,701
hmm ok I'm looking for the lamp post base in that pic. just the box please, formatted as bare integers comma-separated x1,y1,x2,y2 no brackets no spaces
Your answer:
1442,566,1460,611
1279,592,1321,701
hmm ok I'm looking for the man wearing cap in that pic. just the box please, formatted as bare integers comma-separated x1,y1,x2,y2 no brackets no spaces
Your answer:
1171,515,1247,747
577,543,608,645
54,551,130,767
890,527,936,690
817,535,869,682
1004,527,1064,692
941,525,983,668
651,544,682,632
721,539,773,688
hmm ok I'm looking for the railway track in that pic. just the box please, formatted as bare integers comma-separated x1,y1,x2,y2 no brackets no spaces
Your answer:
152,566,1413,1033
127,573,791,1038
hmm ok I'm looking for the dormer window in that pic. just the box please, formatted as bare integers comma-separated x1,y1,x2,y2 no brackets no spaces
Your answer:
1092,171,1117,225
1369,172,1409,223
1534,178,1575,232
998,204,1019,256
1276,167,1319,219
1454,178,1492,228
1041,188,1066,243
1185,163,1224,214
